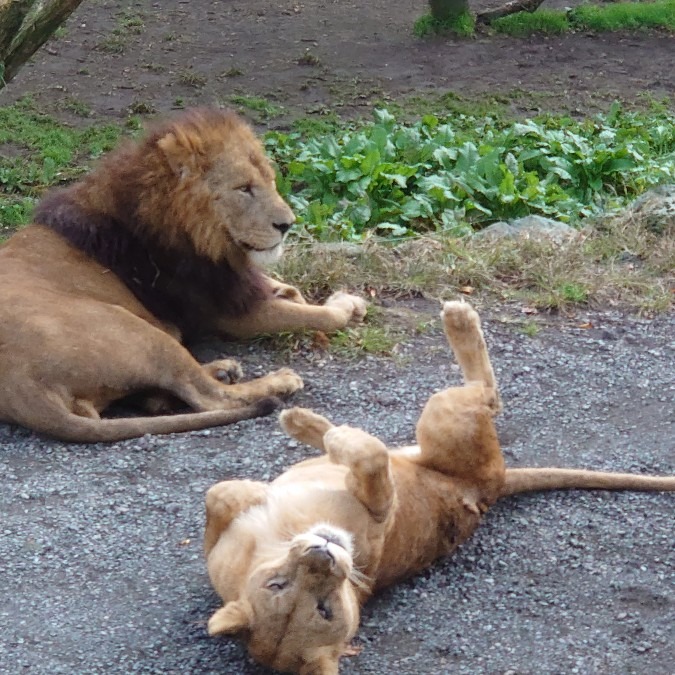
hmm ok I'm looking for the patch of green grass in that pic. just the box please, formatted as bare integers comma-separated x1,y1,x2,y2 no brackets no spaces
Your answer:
520,321,540,337
176,68,207,88
413,11,475,37
61,96,92,117
330,324,401,357
228,95,284,120
96,7,145,53
297,50,321,66
0,99,125,232
493,0,675,37
221,67,244,78
492,9,570,36
291,113,343,136
570,0,675,31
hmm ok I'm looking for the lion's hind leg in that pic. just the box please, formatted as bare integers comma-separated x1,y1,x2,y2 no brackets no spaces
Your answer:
442,301,501,414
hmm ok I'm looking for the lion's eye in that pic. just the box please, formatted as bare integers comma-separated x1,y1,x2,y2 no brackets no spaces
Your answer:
237,184,253,195
266,578,288,591
316,600,333,621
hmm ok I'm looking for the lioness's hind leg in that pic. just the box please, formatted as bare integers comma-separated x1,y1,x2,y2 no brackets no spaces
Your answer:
324,426,393,523
279,407,335,451
442,301,501,413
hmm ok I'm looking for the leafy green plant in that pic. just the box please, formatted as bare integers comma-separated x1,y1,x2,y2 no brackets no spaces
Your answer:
266,104,675,241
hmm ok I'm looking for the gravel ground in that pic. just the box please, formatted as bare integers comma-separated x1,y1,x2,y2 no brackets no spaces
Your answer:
1,302,673,675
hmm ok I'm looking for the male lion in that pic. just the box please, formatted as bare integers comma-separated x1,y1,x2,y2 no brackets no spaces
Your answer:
204,301,675,675
0,108,366,442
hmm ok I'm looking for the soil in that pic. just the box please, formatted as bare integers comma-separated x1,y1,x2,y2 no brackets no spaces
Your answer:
2,0,674,126
1,3,674,675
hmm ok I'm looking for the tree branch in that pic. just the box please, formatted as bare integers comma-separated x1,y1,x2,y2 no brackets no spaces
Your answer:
0,0,84,86
475,0,546,24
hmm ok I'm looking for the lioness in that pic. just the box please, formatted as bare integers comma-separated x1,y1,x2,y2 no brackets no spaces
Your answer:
204,301,675,674
0,108,366,442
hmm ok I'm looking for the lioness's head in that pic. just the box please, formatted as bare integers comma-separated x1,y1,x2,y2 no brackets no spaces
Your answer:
135,108,295,266
209,525,360,674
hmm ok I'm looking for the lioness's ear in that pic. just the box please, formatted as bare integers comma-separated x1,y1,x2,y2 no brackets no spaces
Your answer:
207,601,251,636
157,129,204,176
299,653,340,675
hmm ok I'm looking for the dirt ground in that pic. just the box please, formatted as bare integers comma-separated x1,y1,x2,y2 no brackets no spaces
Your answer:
3,0,674,126
1,3,674,675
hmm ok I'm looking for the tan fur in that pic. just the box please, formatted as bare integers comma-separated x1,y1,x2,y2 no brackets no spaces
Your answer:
204,301,675,674
0,109,366,442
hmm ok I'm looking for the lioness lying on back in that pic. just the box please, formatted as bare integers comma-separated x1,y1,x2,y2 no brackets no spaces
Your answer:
204,301,675,674
0,108,366,442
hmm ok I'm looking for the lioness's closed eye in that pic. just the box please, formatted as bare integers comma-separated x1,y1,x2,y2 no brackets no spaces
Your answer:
204,301,675,674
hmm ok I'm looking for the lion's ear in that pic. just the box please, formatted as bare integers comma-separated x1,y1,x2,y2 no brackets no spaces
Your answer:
299,653,340,675
207,601,251,636
157,129,204,176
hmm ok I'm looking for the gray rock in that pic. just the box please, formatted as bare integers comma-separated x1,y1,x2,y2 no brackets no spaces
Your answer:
477,215,579,244
614,184,675,234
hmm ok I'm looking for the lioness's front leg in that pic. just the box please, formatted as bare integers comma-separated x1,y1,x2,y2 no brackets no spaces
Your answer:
204,480,268,555
324,425,394,523
279,407,334,451
217,291,367,339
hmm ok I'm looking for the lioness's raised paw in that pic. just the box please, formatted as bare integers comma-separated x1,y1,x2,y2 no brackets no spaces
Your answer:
279,407,334,450
441,300,481,336
204,359,244,384
325,291,368,326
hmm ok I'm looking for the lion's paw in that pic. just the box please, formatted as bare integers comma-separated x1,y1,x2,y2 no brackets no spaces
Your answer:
441,300,481,335
325,292,368,326
266,368,304,398
204,359,244,384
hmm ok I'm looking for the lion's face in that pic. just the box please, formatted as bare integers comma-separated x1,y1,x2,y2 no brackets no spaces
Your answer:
209,526,360,674
149,109,295,266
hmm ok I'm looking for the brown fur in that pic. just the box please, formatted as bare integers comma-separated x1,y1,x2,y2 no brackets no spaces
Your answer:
0,108,367,442
204,301,675,674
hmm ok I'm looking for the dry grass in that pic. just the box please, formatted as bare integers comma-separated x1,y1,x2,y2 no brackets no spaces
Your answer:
277,216,674,316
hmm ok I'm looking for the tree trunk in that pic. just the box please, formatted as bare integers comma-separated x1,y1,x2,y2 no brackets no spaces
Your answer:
0,0,84,87
429,0,470,21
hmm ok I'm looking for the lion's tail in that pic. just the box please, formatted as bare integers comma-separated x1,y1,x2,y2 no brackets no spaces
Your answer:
28,398,280,443
501,468,675,497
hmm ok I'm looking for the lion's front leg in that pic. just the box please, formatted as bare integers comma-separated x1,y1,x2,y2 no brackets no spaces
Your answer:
324,425,394,524
216,290,367,339
204,480,268,556
262,274,307,305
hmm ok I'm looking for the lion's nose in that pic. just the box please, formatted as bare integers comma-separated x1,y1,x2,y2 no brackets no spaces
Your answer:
273,221,292,235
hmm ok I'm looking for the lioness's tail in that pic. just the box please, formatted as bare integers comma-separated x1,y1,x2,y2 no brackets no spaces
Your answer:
501,468,675,497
